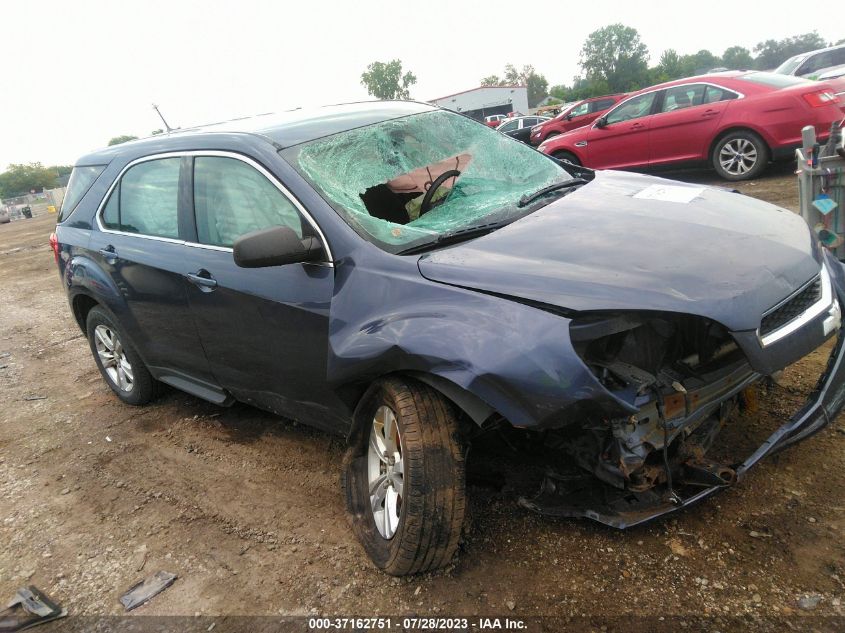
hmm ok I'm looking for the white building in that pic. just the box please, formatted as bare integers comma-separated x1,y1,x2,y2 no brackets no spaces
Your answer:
429,86,529,121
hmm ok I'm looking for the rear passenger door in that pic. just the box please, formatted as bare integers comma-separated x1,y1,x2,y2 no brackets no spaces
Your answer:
88,156,216,386
180,153,348,432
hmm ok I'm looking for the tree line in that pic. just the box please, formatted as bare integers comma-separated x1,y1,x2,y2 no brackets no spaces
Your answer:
360,26,844,109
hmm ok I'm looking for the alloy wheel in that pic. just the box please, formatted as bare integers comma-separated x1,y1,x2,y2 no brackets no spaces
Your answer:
93,324,134,392
718,138,758,177
367,405,404,539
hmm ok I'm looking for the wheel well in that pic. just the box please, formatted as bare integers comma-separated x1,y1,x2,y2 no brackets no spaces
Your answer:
72,294,99,333
709,127,771,163
343,371,497,441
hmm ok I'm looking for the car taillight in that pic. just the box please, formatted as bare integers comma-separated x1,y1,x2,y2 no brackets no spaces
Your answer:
803,90,838,107
49,232,59,263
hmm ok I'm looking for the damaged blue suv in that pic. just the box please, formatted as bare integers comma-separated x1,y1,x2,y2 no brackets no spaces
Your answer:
54,101,845,575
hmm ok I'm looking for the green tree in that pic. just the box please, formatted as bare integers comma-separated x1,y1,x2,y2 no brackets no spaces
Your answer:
548,84,570,101
754,32,828,69
47,165,73,178
108,135,138,146
721,46,754,70
0,163,59,198
479,64,549,108
684,49,720,74
656,49,685,79
360,59,417,100
580,24,649,93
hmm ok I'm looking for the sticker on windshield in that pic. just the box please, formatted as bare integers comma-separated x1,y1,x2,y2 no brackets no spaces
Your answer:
633,184,705,204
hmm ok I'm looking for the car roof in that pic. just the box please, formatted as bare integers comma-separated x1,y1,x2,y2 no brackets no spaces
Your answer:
76,100,436,165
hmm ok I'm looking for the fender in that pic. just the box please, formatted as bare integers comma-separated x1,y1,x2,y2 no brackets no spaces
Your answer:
65,252,140,340
326,260,632,430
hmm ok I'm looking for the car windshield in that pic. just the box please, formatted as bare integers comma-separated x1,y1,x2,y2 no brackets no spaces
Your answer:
283,110,568,253
774,55,807,75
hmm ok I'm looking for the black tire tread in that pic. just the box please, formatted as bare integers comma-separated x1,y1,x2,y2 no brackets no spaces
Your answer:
344,377,465,576
86,306,158,406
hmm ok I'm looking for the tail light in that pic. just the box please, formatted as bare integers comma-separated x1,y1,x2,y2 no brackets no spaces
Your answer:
49,232,59,263
802,90,838,107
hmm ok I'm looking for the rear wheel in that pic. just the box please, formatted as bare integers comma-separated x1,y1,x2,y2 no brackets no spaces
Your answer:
712,131,769,181
343,377,465,575
86,306,157,405
552,150,581,166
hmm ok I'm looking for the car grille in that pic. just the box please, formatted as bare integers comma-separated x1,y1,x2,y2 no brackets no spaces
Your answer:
760,275,823,337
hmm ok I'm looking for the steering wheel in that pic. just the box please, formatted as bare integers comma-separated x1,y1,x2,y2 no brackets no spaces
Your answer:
420,169,461,216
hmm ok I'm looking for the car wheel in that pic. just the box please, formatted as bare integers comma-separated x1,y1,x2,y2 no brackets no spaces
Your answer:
552,150,581,166
343,377,466,576
712,131,769,181
86,306,157,405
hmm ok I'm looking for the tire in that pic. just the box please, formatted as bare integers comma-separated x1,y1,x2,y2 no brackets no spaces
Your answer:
552,150,581,166
711,130,769,181
343,377,466,576
86,306,157,405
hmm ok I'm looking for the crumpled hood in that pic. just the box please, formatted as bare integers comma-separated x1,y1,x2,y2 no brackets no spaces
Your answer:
418,171,823,332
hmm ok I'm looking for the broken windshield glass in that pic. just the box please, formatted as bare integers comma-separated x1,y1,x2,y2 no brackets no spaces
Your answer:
282,110,569,252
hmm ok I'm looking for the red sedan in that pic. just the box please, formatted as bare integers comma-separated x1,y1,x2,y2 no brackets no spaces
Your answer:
529,94,626,145
538,72,845,180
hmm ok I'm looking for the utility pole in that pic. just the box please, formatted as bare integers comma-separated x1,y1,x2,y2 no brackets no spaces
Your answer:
152,104,175,133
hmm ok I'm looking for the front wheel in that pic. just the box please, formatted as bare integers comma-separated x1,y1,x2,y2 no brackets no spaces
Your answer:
552,150,581,166
712,131,769,181
343,378,466,576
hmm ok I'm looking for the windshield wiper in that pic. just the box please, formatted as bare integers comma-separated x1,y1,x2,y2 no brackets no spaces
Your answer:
517,177,590,208
398,220,514,255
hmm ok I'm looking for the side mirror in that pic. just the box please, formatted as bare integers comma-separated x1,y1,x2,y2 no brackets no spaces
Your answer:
233,226,323,268
565,113,574,120
595,116,607,129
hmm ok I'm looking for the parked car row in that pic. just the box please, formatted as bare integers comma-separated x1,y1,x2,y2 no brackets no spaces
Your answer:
535,71,845,180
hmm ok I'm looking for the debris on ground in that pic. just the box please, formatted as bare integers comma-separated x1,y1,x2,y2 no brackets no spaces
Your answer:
798,593,822,610
0,586,67,632
119,571,177,611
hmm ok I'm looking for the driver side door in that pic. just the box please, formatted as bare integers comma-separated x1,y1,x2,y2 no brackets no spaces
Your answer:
180,153,349,432
583,91,659,170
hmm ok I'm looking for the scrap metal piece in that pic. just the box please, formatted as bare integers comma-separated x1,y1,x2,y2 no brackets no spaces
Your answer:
0,586,67,633
119,571,177,611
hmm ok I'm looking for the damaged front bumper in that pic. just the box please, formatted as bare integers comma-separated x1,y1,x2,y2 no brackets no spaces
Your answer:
520,317,845,529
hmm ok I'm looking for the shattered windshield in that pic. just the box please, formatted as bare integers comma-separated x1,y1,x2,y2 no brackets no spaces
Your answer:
282,110,568,253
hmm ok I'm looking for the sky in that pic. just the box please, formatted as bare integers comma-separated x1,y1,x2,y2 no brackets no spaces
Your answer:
0,0,840,169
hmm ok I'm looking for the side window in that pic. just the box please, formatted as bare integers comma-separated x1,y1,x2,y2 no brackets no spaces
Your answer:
799,51,834,76
100,158,181,239
660,84,706,113
591,98,617,112
605,92,657,125
520,118,537,128
193,156,304,248
101,184,120,230
568,102,590,117
498,120,519,133
704,85,739,104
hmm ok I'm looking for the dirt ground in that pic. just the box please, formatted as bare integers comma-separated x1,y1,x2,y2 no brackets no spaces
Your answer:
2,165,845,631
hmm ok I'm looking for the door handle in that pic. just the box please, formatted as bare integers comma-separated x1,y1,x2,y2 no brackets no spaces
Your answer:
631,123,645,130
702,109,719,117
98,246,117,263
186,270,218,291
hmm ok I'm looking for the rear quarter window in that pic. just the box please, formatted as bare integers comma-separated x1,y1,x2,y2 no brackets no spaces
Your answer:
58,165,106,222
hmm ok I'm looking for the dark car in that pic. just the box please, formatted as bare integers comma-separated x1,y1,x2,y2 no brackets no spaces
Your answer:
54,101,845,575
496,115,549,143
529,94,626,145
